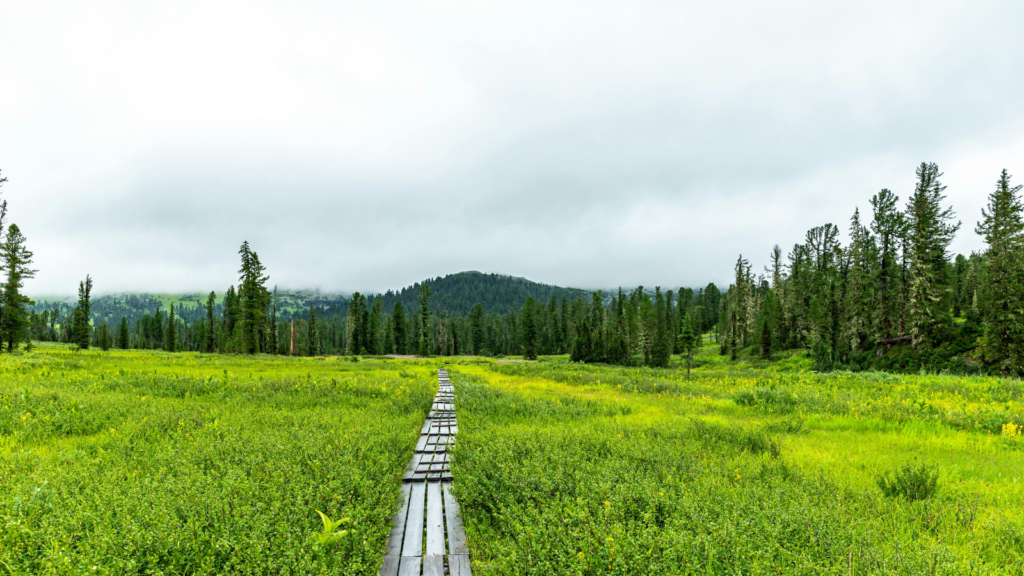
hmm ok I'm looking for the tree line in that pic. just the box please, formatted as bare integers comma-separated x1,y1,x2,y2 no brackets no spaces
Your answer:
717,162,1024,374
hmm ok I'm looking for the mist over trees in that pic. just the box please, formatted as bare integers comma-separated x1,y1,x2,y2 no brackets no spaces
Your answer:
15,161,1024,374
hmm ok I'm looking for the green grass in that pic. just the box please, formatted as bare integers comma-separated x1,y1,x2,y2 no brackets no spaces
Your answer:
4,344,1024,574
0,344,437,575
446,347,1024,575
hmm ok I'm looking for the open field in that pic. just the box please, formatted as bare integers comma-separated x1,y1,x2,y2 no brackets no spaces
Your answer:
447,348,1024,575
0,345,437,575
2,344,1023,575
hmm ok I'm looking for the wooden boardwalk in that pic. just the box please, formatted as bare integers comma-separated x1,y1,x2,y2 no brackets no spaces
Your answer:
380,368,471,576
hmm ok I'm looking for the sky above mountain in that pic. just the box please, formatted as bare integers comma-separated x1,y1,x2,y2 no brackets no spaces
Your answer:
3,1,1024,295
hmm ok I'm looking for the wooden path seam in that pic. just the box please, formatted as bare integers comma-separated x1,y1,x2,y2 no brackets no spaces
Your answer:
380,368,471,576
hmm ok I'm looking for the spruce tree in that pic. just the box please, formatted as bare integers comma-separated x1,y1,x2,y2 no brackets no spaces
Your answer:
117,316,129,349
870,189,907,341
307,304,319,356
75,275,93,350
97,321,111,351
166,304,177,352
418,284,433,357
976,169,1024,372
650,287,670,367
906,162,960,348
521,297,538,360
678,315,697,377
469,303,485,355
237,242,269,354
270,287,278,354
0,224,37,352
206,291,216,352
393,300,407,354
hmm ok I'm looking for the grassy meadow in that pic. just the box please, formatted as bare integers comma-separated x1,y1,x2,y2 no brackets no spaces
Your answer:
447,348,1024,575
0,345,437,575
2,344,1023,575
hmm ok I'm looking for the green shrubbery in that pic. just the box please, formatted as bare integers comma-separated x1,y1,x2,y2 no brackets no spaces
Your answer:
876,463,941,501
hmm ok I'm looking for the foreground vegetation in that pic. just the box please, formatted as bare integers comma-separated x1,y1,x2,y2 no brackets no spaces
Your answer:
0,345,437,575
3,342,1022,574
449,346,1024,575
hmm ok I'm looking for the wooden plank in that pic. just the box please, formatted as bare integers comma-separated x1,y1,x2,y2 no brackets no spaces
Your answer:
401,482,426,557
415,434,428,452
422,555,445,576
449,554,472,576
443,482,469,555
425,482,445,556
379,555,401,576
383,483,412,557
397,556,421,576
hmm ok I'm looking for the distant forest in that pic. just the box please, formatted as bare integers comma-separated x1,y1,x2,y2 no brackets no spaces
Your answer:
28,267,722,362
17,161,1024,375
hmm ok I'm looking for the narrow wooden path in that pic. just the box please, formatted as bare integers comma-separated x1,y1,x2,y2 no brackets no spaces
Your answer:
380,368,471,576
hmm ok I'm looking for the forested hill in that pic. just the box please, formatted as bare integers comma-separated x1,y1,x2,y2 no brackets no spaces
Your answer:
373,271,590,316
31,271,592,324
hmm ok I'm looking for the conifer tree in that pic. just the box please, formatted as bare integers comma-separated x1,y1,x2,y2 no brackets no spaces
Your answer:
206,291,216,352
368,298,383,354
307,304,319,356
869,189,908,341
976,169,1024,372
166,304,177,352
469,303,485,355
418,284,433,357
906,162,960,347
650,287,670,367
75,275,93,350
521,297,538,360
270,287,278,354
237,242,269,354
0,224,37,352
97,321,111,351
117,316,129,349
393,300,407,354
678,315,697,377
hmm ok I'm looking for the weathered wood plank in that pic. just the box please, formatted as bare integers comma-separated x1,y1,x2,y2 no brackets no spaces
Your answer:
401,482,426,557
383,483,411,557
449,554,472,576
422,555,445,576
397,556,421,576
425,482,445,556
442,482,469,555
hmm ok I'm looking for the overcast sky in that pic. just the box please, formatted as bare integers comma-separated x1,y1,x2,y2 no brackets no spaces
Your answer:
3,1,1024,296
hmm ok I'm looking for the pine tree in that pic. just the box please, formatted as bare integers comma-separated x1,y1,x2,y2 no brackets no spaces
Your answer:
418,284,433,357
117,317,129,349
976,169,1024,372
97,321,111,351
393,300,407,354
206,291,217,352
237,242,269,354
870,189,907,341
469,303,485,355
75,275,93,350
307,304,319,356
678,315,697,377
906,162,960,348
650,287,670,367
521,297,538,360
0,224,37,352
166,304,177,352
270,287,278,354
